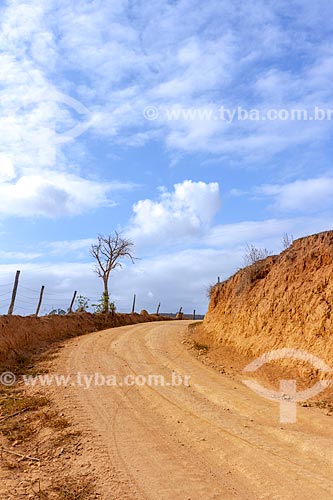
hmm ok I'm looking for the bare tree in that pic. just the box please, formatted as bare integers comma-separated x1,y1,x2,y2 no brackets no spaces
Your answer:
244,244,269,267
282,232,293,250
90,232,135,312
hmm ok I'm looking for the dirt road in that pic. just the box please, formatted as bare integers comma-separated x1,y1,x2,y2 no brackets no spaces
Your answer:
49,321,333,500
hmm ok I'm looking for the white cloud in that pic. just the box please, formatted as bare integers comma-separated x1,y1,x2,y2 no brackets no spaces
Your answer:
128,180,220,245
259,177,333,213
0,1,132,218
0,185,331,315
0,261,99,316
0,248,240,315
0,250,42,260
127,179,332,253
1,208,331,316
110,248,243,313
0,154,16,182
206,215,333,250
47,239,96,254
0,172,133,218
0,0,332,170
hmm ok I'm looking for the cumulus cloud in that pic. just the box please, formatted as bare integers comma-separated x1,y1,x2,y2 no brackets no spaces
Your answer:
125,178,332,252
128,180,220,245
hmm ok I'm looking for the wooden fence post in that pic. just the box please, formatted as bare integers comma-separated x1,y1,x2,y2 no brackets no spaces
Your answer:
8,270,20,316
176,307,183,320
156,302,161,315
68,290,77,314
132,294,136,313
35,286,45,317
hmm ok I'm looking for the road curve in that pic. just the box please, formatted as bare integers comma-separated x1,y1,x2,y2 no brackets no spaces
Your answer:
50,321,333,500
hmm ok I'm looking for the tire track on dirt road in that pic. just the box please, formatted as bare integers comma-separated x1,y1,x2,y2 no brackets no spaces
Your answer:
47,321,333,500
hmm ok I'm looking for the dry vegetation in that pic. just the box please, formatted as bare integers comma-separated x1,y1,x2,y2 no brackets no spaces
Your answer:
0,312,169,369
0,346,98,499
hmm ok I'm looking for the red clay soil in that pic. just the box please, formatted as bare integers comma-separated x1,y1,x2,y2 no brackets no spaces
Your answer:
0,312,169,367
201,230,333,378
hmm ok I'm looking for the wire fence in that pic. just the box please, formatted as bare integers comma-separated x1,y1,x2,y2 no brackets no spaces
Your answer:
0,281,76,316
0,270,201,319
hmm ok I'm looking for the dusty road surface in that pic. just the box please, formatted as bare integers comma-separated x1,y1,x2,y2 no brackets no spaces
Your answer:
49,321,333,500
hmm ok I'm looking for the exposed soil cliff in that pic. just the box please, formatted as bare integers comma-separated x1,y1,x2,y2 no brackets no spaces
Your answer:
203,231,333,372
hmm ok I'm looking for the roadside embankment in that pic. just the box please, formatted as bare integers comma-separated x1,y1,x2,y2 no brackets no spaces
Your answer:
0,312,169,367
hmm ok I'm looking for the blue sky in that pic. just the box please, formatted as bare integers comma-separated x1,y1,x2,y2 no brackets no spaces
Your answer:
0,0,332,315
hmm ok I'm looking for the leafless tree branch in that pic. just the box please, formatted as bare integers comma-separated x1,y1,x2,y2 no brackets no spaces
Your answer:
90,232,135,312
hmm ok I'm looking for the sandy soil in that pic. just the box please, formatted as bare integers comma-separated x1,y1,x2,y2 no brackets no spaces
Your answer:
44,320,333,500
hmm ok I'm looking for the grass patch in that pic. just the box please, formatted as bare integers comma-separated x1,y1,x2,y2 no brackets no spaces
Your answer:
0,454,23,470
312,401,333,412
52,430,82,448
192,341,209,352
0,390,49,417
39,410,71,430
14,353,31,372
29,476,95,500
29,480,50,500
53,476,94,500
1,418,36,442
0,392,70,444
188,321,203,332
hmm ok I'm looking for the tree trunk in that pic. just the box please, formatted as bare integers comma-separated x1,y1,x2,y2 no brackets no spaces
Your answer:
103,279,109,313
